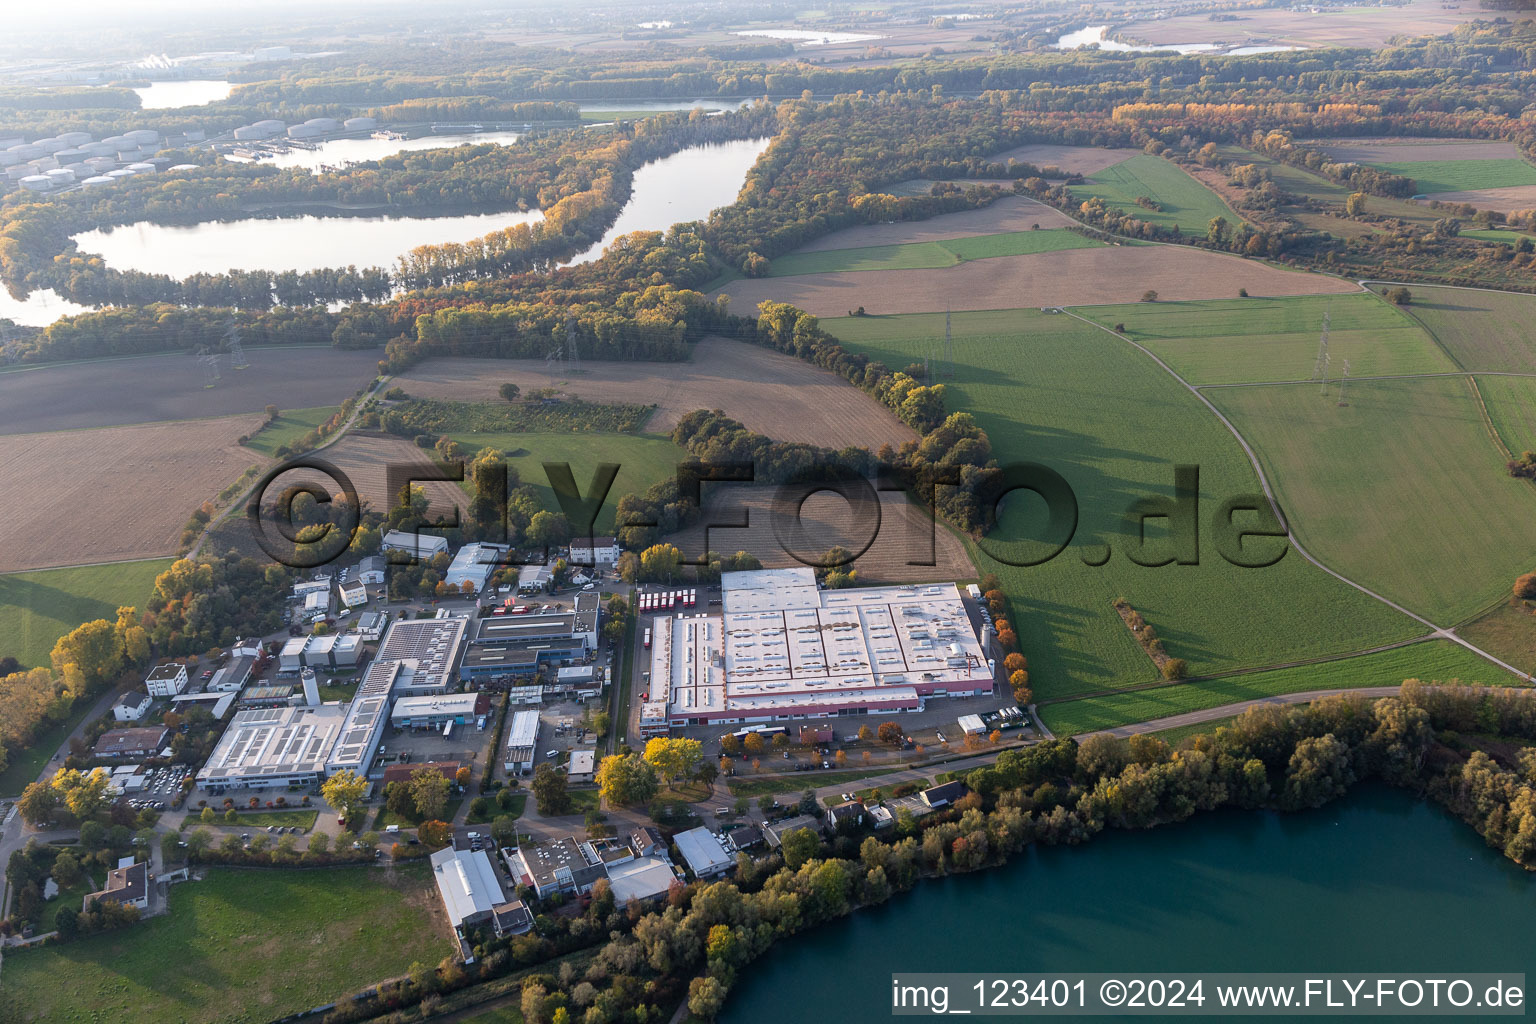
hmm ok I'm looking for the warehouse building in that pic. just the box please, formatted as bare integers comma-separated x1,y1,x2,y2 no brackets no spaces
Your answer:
647,568,992,728
207,654,256,693
326,659,397,777
374,616,469,697
382,530,448,561
357,556,387,585
673,826,733,879
391,692,489,729
444,542,509,591
503,710,540,774
195,704,348,790
430,846,531,948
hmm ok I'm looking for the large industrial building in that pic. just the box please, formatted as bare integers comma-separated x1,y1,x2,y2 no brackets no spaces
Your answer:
642,568,993,729
196,703,351,790
392,692,489,729
503,710,540,774
444,542,509,591
327,658,398,777
461,593,600,682
374,615,469,696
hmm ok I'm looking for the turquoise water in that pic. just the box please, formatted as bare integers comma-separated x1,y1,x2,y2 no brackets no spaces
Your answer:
722,787,1533,1021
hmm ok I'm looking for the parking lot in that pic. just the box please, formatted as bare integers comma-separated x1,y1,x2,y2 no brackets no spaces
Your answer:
128,763,192,811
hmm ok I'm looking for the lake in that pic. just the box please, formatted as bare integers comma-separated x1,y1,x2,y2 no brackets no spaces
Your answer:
0,287,92,328
721,787,1533,1023
65,137,771,280
133,79,233,109
1055,25,1303,55
565,136,772,265
734,29,884,45
225,130,526,172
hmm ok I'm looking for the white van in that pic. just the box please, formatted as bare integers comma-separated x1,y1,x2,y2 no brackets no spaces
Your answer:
385,824,400,834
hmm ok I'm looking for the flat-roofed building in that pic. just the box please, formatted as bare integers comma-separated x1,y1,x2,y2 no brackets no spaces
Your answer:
357,556,387,584
505,835,603,898
461,644,540,682
605,856,677,906
472,612,578,646
503,710,539,774
208,654,256,692
568,535,620,566
326,659,397,777
196,705,347,789
382,530,449,561
648,568,991,729
169,690,236,719
567,748,595,782
445,542,509,591
355,610,388,641
144,662,188,698
374,616,469,697
391,692,488,729
673,826,733,879
339,579,369,608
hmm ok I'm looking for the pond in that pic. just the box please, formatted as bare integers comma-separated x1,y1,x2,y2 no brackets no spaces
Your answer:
132,80,233,109
1055,25,1303,55
224,130,526,172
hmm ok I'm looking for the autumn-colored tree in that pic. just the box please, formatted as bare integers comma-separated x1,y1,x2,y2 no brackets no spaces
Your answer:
321,769,368,825
1003,653,1027,675
419,819,452,848
643,737,704,784
743,732,765,754
877,721,904,746
454,766,471,788
1516,573,1536,600
719,734,740,755
409,767,452,820
857,725,873,743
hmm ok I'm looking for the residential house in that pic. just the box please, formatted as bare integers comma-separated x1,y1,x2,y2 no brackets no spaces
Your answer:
113,692,152,722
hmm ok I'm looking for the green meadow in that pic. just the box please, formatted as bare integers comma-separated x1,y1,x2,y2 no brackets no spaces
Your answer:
767,229,1103,276
0,865,450,1024
823,308,1419,700
1210,376,1536,623
0,558,172,670
1475,373,1536,455
446,431,685,533
1373,158,1536,195
1073,293,1455,385
1386,284,1536,373
1039,640,1509,736
241,406,340,457
1068,154,1241,234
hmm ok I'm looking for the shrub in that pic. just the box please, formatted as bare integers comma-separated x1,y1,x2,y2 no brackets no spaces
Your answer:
1162,658,1189,680
1515,573,1536,600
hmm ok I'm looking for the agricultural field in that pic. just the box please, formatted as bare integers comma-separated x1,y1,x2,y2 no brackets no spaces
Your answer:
1118,0,1482,49
823,308,1420,699
445,431,687,533
1309,140,1524,167
1068,153,1243,234
295,431,472,522
1209,376,1536,623
391,336,915,450
1384,285,1536,373
241,405,340,457
662,484,973,583
1038,640,1508,737
0,415,266,573
1458,600,1536,676
789,195,1075,252
1474,373,1536,455
0,346,380,435
767,229,1104,277
1072,292,1455,385
0,864,450,1024
724,244,1357,318
0,558,172,669
989,143,1142,177
1378,160,1536,196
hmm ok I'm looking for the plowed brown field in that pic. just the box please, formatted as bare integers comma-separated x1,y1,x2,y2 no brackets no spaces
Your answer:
0,415,265,572
390,336,915,449
988,144,1141,176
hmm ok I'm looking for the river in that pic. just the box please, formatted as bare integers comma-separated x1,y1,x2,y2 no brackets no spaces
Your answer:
721,787,1532,1023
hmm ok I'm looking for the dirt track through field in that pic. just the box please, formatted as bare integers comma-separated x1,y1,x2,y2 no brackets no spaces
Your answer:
791,196,1074,252
391,336,916,449
988,144,1141,176
663,483,972,582
0,415,265,572
721,245,1360,317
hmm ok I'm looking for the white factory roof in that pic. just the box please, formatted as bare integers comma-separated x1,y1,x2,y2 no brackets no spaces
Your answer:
430,846,507,928
650,569,989,720
327,659,397,773
196,703,349,784
392,692,479,722
673,826,733,877
506,710,539,751
605,856,677,906
374,616,469,693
